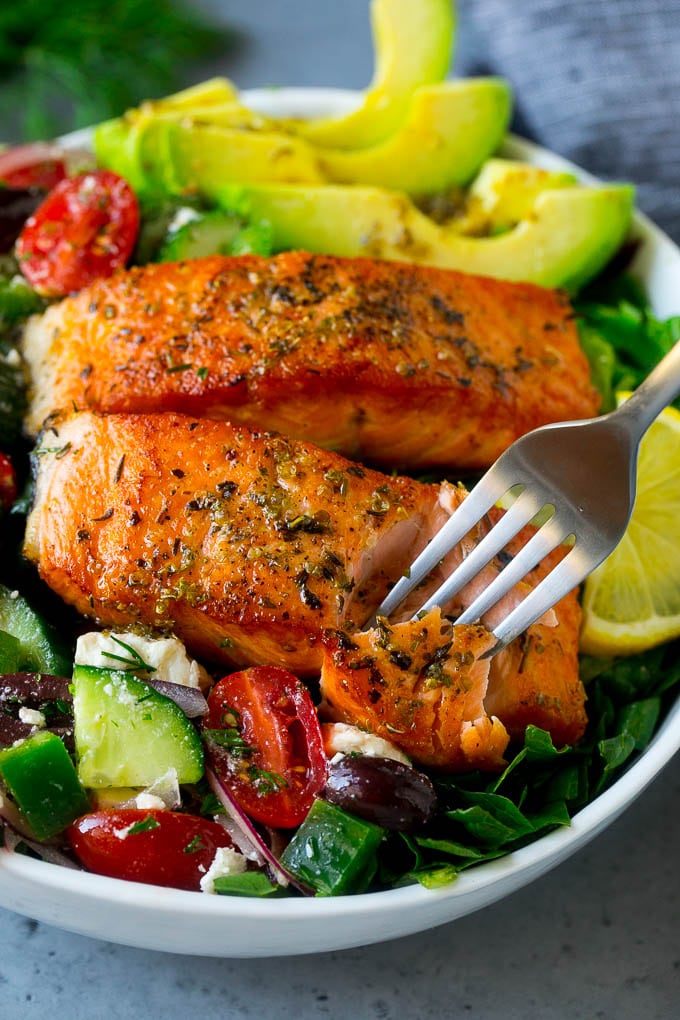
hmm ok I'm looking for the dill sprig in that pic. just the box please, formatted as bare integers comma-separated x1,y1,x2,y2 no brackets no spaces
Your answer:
0,0,238,141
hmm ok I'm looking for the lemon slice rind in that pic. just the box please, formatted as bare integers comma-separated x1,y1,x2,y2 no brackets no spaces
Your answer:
580,396,680,656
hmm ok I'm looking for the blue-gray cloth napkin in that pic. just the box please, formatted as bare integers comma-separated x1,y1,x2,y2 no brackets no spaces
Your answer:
457,0,680,242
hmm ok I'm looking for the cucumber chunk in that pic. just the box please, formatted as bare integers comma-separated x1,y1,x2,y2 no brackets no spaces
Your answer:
157,208,272,262
0,628,21,672
72,665,204,788
0,583,71,675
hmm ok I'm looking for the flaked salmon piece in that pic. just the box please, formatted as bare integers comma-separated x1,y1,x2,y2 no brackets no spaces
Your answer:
21,251,599,470
320,608,510,771
24,411,586,762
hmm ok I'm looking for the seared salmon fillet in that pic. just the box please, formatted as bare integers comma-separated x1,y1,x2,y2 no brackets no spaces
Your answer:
22,251,598,470
24,411,449,673
25,411,586,765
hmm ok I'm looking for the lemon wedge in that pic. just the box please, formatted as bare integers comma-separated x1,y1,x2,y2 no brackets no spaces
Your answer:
580,396,680,656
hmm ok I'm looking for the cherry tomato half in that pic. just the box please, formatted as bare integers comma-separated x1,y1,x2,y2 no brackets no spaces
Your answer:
0,452,17,511
15,170,139,297
204,666,327,829
67,810,235,891
0,142,68,190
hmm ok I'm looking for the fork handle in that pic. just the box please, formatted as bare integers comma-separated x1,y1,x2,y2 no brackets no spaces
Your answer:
614,337,680,440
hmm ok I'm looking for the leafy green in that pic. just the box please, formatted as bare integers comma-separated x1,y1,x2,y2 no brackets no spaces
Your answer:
0,0,237,141
0,274,44,329
213,872,282,898
576,271,680,411
0,350,26,446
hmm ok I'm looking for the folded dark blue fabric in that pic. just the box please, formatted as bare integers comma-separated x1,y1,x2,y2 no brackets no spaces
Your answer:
457,0,680,241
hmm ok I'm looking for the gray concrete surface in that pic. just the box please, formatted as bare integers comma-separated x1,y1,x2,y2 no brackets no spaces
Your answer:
2,3,679,1016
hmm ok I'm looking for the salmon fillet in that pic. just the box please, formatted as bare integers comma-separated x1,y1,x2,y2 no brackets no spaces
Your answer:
21,251,599,471
24,410,586,765
24,411,448,673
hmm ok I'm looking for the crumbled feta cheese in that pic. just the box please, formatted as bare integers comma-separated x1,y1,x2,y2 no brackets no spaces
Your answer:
75,630,210,689
200,847,247,894
134,792,167,811
323,722,411,765
18,707,46,729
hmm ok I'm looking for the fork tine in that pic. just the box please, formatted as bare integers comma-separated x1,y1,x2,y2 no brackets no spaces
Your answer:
371,471,507,622
412,489,553,619
485,545,585,653
451,514,573,625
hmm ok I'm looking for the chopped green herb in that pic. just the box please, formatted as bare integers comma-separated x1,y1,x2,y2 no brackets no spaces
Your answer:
183,834,206,854
100,635,155,673
203,727,252,756
126,815,161,836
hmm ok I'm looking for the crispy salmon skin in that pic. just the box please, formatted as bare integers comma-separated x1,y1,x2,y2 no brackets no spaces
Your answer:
25,410,586,768
22,251,598,470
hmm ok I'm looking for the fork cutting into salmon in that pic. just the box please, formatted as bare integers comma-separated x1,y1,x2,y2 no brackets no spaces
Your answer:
24,411,586,769
21,252,599,471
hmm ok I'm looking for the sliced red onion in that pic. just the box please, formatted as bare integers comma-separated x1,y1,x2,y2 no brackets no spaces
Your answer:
205,765,313,895
145,679,208,718
3,824,82,869
0,792,34,839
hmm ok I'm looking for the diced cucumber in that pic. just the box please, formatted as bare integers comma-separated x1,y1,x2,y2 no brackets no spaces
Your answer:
0,730,90,839
0,628,21,672
0,584,71,675
157,207,272,262
280,798,385,896
72,665,204,788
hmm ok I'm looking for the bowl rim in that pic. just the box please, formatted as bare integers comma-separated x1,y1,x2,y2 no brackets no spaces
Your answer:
2,85,679,950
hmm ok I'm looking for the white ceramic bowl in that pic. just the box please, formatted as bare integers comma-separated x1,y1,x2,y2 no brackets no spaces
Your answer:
1,88,679,957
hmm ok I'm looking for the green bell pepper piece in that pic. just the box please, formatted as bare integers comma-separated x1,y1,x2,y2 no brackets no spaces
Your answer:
0,730,90,839
280,798,385,896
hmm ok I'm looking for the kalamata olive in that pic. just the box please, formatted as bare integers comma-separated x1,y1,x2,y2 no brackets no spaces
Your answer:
322,754,437,831
0,188,45,252
0,672,73,750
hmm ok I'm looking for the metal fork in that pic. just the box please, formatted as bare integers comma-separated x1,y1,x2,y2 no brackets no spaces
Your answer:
374,339,680,654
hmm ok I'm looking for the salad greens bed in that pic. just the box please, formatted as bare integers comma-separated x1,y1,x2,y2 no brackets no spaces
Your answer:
1,211,679,895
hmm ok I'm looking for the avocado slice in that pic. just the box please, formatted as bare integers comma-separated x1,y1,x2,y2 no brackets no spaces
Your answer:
219,177,634,292
297,0,456,149
130,77,239,114
96,78,510,199
451,158,578,235
317,79,511,192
